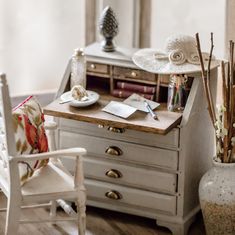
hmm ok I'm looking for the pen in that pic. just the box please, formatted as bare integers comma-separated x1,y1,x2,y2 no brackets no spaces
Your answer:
144,100,159,120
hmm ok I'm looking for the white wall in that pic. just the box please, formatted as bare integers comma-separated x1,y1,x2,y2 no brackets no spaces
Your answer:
0,0,85,96
151,0,227,59
226,0,235,58
1,0,229,95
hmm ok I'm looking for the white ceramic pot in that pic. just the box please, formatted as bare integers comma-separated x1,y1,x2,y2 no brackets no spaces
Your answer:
199,161,235,235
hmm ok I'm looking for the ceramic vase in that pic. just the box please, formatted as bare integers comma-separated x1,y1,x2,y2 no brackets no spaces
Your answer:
199,161,235,235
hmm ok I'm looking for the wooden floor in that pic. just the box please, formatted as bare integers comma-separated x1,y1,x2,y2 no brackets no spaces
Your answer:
0,194,206,235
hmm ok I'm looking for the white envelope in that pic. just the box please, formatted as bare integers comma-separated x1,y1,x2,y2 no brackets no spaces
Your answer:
102,101,137,119
123,93,160,112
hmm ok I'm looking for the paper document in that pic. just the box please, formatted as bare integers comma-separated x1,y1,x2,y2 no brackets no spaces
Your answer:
102,101,137,119
123,93,160,112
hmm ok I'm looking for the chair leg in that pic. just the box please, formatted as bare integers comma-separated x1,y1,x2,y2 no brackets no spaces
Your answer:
77,203,86,235
50,200,57,219
5,197,21,235
77,190,86,235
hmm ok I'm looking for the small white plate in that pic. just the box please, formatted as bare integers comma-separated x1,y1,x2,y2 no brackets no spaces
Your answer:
60,90,99,107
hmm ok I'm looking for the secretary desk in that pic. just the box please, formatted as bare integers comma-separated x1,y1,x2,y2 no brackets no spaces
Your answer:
44,43,216,235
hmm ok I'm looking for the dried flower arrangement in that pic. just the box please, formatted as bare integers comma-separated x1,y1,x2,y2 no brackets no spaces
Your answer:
195,33,235,163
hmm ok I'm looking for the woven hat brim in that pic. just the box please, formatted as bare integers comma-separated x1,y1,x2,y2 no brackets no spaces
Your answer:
132,49,220,75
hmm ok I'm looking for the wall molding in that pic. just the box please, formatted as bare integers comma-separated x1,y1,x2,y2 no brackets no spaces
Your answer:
85,0,96,45
139,0,151,48
225,0,235,58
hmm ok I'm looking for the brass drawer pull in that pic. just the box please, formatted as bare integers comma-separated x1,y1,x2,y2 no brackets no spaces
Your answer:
105,169,122,178
107,126,125,133
105,146,123,156
90,63,96,69
105,190,122,200
131,71,137,77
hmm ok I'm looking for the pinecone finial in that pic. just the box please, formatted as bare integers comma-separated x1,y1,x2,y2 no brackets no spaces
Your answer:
99,6,119,52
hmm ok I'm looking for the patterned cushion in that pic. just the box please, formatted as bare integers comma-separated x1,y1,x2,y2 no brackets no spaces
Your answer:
12,96,49,183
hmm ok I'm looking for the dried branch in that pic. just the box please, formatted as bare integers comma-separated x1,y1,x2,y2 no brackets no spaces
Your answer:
229,41,234,135
206,32,216,123
207,33,214,79
231,85,235,161
195,33,206,77
229,41,235,162
221,61,229,162
233,85,235,138
221,61,227,107
195,35,235,162
227,61,230,105
230,40,234,85
227,61,231,141
195,33,216,125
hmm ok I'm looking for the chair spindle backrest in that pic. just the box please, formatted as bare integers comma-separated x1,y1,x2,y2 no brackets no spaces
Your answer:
0,74,17,157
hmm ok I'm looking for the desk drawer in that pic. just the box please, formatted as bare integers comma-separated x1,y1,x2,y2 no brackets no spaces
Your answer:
85,179,177,215
59,131,178,170
84,158,177,193
87,62,109,74
59,119,179,150
113,66,156,82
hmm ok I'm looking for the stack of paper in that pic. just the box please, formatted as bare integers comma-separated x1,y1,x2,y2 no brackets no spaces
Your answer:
102,101,137,118
102,93,160,119
123,93,160,112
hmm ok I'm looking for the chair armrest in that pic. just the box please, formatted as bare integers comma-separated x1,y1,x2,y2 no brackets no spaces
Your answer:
44,120,57,151
44,121,57,130
9,148,87,163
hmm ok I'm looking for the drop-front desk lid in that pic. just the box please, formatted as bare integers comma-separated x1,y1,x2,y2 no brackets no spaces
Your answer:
44,95,182,135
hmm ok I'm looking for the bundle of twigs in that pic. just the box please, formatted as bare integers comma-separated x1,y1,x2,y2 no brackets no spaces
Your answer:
195,33,235,163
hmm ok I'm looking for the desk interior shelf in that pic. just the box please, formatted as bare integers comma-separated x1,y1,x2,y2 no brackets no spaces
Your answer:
84,43,193,103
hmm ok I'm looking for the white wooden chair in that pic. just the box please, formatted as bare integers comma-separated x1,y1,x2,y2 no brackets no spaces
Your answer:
0,73,87,235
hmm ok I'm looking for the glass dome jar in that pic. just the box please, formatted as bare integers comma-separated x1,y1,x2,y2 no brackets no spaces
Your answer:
70,48,86,89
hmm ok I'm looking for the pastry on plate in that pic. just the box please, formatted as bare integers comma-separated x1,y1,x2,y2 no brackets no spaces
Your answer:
71,85,88,101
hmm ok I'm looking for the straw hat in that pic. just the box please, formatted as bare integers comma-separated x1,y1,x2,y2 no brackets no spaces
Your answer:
132,34,219,74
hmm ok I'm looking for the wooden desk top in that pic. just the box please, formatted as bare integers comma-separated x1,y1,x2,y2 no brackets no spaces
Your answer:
44,96,182,135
